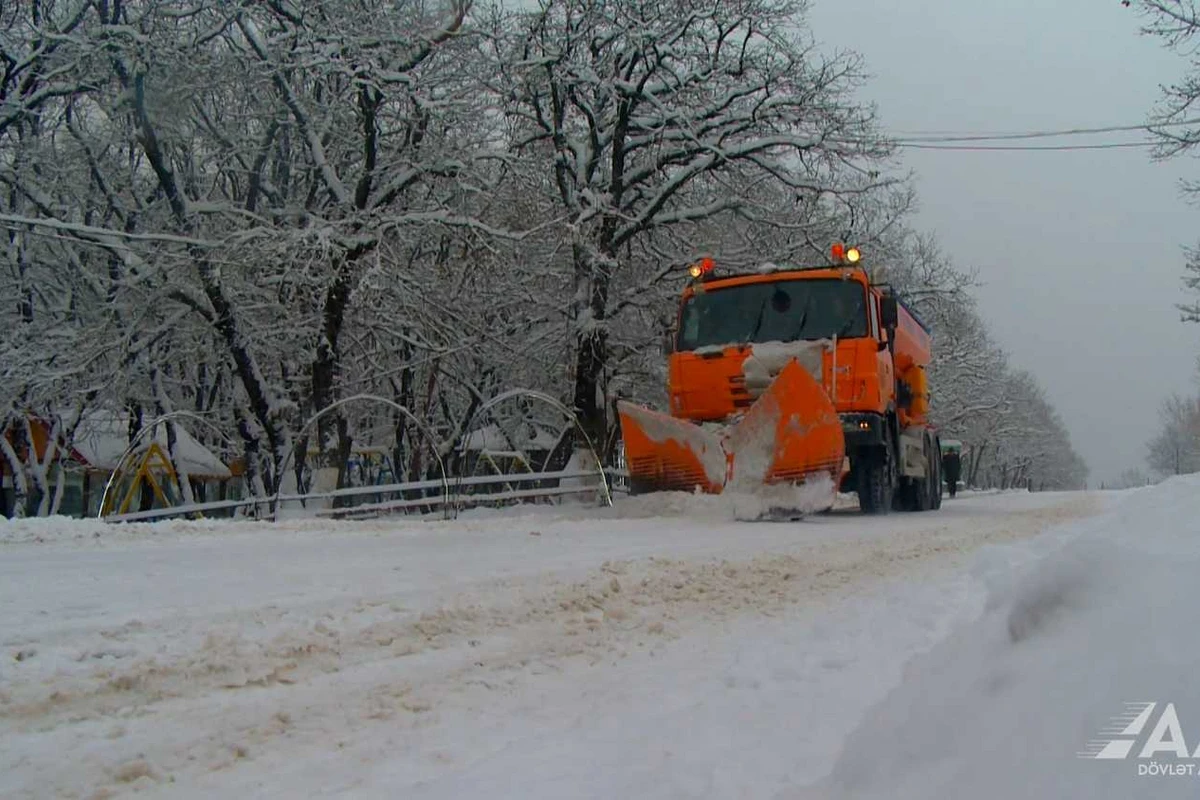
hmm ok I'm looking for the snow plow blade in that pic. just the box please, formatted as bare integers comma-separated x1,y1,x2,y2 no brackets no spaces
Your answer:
726,358,845,488
617,358,846,499
617,401,727,494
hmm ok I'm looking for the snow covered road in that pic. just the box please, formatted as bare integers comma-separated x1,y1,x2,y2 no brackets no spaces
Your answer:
1,490,1098,799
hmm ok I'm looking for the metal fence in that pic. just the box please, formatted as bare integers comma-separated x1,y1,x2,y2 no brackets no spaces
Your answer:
104,467,631,524
71,389,631,525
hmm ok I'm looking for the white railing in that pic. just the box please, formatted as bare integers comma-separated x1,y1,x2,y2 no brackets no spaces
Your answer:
104,467,630,524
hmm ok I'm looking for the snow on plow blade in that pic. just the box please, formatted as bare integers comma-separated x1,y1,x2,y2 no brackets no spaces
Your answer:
618,358,845,496
725,358,845,488
617,401,727,493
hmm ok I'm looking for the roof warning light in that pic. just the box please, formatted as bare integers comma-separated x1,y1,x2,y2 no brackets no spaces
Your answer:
688,257,715,279
831,243,862,264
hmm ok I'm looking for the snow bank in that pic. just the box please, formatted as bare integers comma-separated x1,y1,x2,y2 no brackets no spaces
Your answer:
0,512,442,545
0,490,826,546
0,490,772,545
800,476,1200,800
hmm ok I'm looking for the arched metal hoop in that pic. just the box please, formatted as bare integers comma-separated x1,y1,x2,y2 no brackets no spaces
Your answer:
270,394,450,521
97,410,235,519
456,389,612,513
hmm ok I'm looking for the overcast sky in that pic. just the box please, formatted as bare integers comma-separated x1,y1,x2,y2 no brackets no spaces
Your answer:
807,0,1200,486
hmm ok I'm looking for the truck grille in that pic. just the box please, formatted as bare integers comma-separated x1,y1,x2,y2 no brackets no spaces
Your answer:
728,375,752,409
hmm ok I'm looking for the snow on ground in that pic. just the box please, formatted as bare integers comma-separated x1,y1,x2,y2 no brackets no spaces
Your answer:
0,489,1099,798
796,474,1200,800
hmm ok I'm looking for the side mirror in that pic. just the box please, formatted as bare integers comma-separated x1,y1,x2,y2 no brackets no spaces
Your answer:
661,328,675,355
880,296,898,330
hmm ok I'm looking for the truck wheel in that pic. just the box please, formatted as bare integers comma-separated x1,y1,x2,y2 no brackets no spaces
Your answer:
895,478,919,511
857,446,894,515
931,435,943,510
910,480,930,512
914,432,936,512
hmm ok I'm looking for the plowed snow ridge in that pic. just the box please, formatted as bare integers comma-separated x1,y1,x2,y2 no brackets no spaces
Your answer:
0,491,1099,799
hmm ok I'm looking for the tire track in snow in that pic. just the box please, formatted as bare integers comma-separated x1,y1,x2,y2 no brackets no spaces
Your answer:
0,495,1098,798
3,496,1094,724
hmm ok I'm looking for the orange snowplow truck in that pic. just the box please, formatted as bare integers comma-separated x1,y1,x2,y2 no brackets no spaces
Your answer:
617,245,943,515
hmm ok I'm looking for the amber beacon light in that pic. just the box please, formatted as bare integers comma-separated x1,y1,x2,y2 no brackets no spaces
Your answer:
830,243,862,265
688,257,715,279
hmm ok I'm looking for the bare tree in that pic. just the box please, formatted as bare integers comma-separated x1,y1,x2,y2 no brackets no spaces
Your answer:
1146,393,1200,475
0,0,1091,515
1133,1,1200,321
489,0,895,447
0,0,495,495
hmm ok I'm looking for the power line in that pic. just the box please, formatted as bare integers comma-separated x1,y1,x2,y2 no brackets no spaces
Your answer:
886,116,1200,143
836,117,1186,152
896,140,1157,152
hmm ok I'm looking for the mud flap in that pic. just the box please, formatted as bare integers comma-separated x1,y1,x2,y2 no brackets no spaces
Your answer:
618,358,846,512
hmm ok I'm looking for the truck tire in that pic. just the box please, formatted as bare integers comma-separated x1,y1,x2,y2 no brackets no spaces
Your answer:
895,477,921,511
893,431,934,512
857,445,895,515
931,435,943,510
913,431,937,512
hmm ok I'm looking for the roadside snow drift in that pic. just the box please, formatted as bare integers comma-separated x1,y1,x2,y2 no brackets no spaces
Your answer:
804,475,1200,800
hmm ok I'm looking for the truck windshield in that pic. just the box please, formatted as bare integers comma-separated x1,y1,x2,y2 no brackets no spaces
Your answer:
677,278,868,351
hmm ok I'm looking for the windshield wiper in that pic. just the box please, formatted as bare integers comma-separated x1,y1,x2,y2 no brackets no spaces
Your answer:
741,295,769,347
789,296,813,341
834,304,863,339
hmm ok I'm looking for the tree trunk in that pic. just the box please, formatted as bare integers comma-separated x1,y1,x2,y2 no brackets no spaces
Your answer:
968,441,988,487
0,430,28,519
166,419,196,507
29,416,61,517
154,368,196,507
312,251,365,503
236,411,267,517
412,364,439,482
1,456,10,518
572,324,608,452
570,242,614,455
390,338,416,482
292,434,310,499
49,464,65,516
122,57,291,491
